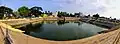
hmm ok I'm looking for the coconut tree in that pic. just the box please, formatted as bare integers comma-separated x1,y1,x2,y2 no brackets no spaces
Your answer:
29,6,43,17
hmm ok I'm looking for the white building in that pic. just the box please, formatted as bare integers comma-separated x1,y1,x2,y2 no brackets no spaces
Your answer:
52,12,58,17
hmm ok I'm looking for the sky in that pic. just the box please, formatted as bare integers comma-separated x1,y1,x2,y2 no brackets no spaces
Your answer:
0,0,120,19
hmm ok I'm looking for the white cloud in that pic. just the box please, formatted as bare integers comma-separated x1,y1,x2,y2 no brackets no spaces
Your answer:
101,0,120,18
2,0,120,18
53,0,120,18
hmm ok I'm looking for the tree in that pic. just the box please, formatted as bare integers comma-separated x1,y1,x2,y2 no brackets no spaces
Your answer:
88,14,90,17
57,11,62,17
29,6,43,17
47,11,52,16
18,6,30,17
70,13,75,17
74,13,79,17
93,13,100,18
45,11,48,14
41,14,48,17
57,11,69,17
0,6,13,13
0,6,13,19
13,11,21,18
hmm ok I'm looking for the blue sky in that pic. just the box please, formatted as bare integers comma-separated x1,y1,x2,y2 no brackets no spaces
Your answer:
1,0,120,18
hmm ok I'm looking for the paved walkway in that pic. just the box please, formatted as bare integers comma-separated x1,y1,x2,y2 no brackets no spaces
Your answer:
9,28,120,44
0,19,120,44
1,26,120,44
0,28,4,44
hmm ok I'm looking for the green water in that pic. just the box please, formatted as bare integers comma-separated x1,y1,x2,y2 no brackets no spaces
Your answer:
20,21,105,41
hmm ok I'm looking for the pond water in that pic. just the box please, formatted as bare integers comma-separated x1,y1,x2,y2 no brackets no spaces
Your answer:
19,21,106,41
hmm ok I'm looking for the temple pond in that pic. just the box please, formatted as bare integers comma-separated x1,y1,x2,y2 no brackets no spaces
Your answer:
18,21,106,41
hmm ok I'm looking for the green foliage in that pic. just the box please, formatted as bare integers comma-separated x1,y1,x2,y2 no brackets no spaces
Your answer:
93,13,100,18
30,6,43,17
57,11,72,17
0,6,13,14
0,13,4,19
41,14,48,17
13,11,19,16
30,6,43,11
18,6,30,17
0,6,13,19
13,11,21,18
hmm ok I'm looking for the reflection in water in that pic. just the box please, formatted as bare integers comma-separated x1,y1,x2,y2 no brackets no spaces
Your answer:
74,21,83,26
57,20,71,25
57,20,65,25
20,21,44,34
20,21,104,41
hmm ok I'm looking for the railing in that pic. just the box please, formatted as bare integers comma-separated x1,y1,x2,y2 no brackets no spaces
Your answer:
0,26,14,44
